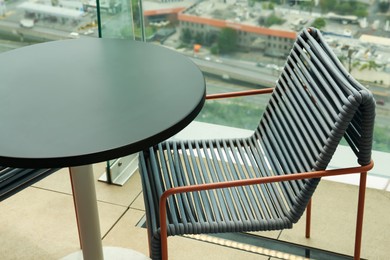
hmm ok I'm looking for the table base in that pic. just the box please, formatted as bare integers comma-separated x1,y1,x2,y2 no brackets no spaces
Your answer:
69,165,103,259
61,247,150,260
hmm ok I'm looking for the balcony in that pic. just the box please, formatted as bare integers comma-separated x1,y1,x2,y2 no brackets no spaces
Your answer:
0,122,389,259
1,0,389,258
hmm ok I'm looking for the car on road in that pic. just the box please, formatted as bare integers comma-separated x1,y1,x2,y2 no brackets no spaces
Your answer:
266,64,281,71
256,62,266,67
69,32,80,39
20,19,34,28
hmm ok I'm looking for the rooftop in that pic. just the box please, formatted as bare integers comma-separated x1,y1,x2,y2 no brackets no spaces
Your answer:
182,0,314,33
142,0,196,16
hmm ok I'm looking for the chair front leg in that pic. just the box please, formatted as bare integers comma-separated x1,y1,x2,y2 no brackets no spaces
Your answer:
305,198,312,238
354,171,367,260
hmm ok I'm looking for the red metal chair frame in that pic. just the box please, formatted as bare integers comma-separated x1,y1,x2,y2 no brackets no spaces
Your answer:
158,88,374,260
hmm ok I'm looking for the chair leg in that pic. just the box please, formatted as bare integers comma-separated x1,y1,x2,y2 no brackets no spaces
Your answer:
354,171,367,260
305,198,312,238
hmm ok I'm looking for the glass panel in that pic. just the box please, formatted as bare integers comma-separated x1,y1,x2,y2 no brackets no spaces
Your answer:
97,0,144,39
0,0,98,52
1,0,389,153
142,0,390,152
0,0,142,178
0,0,143,52
195,76,270,131
95,0,144,180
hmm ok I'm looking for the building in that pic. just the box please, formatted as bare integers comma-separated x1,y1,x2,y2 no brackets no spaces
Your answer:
178,1,298,57
142,0,195,26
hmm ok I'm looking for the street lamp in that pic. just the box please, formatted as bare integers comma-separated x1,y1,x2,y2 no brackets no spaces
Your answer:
347,47,356,73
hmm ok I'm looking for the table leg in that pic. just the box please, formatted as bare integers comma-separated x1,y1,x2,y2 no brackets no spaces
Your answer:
69,165,104,260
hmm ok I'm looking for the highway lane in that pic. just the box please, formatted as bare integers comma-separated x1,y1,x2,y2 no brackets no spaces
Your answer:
191,56,279,87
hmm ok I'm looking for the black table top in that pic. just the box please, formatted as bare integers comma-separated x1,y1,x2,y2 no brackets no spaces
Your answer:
0,38,205,168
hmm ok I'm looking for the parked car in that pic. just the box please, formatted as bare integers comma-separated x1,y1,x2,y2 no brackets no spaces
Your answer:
20,19,34,28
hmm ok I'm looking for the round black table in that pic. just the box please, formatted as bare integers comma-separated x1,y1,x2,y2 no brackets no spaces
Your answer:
0,38,205,259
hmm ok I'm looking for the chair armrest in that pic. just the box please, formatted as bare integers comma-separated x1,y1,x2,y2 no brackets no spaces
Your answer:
160,160,373,200
206,88,274,100
158,160,373,260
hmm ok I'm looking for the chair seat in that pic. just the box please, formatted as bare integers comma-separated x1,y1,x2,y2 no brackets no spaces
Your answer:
140,137,320,257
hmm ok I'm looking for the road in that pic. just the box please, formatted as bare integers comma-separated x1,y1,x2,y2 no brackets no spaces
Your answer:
181,50,390,129
190,56,278,87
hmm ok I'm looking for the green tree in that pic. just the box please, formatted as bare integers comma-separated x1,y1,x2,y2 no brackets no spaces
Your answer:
378,0,390,13
354,8,368,17
217,28,238,54
360,60,380,71
337,1,352,14
180,28,192,44
131,0,140,26
194,32,204,45
204,32,218,46
351,60,361,72
300,0,315,13
210,43,219,55
120,27,133,39
264,14,285,27
374,125,390,152
320,0,368,17
319,0,337,13
311,17,326,29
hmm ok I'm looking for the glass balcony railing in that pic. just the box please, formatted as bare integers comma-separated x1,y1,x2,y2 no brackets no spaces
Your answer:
0,0,390,160
1,0,389,187
1,0,389,151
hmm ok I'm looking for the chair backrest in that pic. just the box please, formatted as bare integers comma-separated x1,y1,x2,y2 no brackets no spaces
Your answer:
252,28,375,221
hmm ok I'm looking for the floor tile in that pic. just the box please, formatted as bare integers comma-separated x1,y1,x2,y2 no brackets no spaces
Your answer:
102,208,150,256
103,209,271,260
278,180,390,259
131,191,146,211
0,186,127,259
0,187,79,259
33,163,143,207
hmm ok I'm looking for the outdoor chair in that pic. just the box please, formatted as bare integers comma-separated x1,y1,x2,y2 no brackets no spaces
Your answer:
0,166,60,201
138,28,375,260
